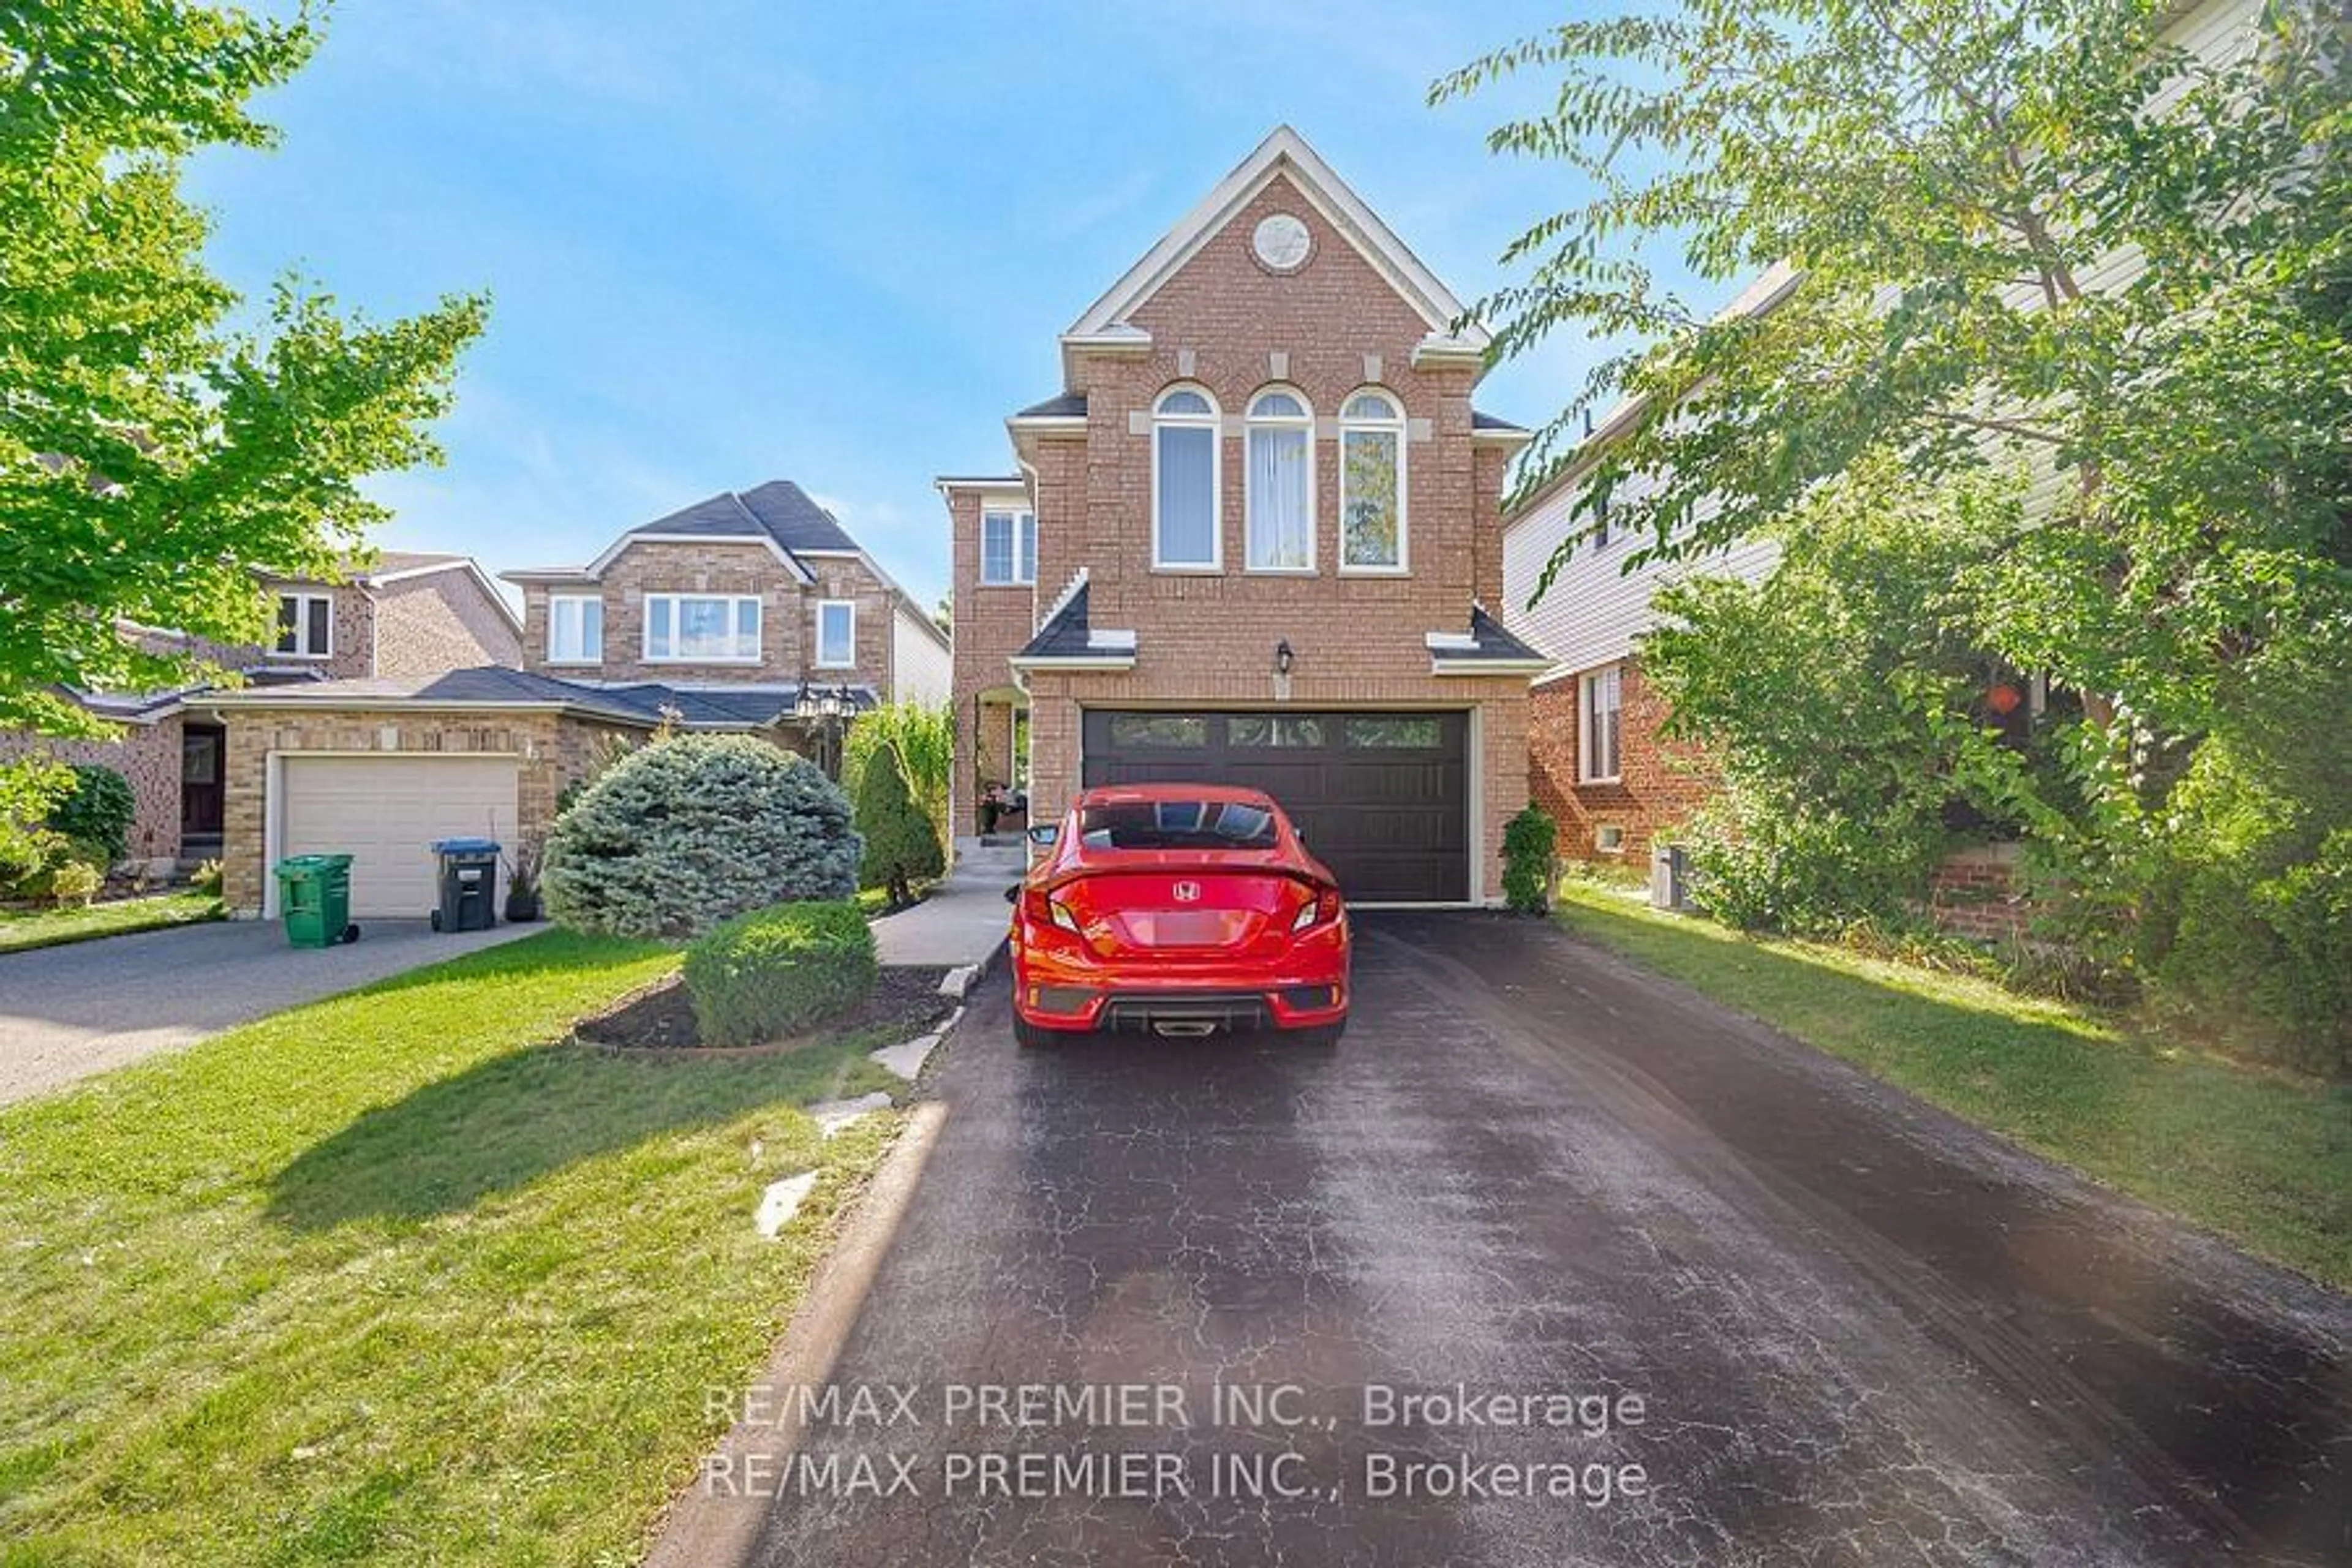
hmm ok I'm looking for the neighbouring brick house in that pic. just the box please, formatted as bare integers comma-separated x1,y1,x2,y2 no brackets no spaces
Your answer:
941,127,1547,904
208,481,951,919
0,553,522,873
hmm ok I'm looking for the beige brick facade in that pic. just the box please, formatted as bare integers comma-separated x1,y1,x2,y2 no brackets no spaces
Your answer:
372,569,524,676
945,141,1536,900
5,564,520,867
217,707,645,916
515,541,905,696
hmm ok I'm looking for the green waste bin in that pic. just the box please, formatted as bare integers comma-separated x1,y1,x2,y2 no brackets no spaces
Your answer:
274,854,358,948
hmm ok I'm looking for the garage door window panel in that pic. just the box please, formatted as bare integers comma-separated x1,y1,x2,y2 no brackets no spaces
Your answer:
1344,716,1442,749
1109,714,1208,748
1229,715,1325,747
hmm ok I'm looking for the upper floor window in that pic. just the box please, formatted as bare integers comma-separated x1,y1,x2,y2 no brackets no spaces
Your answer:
644,593,760,663
276,592,332,658
1245,388,1314,571
546,594,603,663
1340,390,1406,572
1152,386,1220,570
816,600,856,667
981,508,1036,585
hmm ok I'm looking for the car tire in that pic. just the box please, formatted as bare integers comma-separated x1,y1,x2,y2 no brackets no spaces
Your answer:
1012,1016,1060,1050
1291,1019,1346,1049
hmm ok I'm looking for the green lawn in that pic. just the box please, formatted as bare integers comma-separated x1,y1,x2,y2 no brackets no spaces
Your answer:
1553,880,2352,1291
0,891,222,954
0,930,908,1565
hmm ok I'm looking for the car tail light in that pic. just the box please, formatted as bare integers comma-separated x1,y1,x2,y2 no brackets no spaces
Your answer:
1023,887,1082,935
1289,884,1341,933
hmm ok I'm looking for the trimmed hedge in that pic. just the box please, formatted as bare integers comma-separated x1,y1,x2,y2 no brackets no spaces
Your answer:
1501,804,1558,914
683,900,877,1047
542,734,860,940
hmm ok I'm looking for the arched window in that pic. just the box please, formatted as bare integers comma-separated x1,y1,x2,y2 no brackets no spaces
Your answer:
1339,389,1406,571
1152,385,1220,569
1245,387,1314,571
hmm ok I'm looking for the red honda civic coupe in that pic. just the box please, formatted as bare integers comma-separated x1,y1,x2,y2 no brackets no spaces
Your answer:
1007,784,1349,1047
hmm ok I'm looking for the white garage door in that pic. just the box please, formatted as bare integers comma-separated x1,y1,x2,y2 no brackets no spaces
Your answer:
277,754,521,918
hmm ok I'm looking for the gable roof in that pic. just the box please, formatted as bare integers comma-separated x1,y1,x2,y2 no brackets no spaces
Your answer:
512,479,866,581
1063,126,1488,364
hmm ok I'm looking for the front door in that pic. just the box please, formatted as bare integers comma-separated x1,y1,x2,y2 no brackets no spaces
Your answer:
180,723,225,851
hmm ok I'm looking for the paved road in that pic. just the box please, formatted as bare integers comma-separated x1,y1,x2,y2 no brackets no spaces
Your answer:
742,911,2350,1567
0,917,539,1106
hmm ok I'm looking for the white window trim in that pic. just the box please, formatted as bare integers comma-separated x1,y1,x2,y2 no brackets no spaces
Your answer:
545,592,603,665
1243,385,1317,575
815,598,857,668
642,592,764,665
1578,665,1624,784
1338,387,1410,576
1150,383,1223,573
276,592,334,660
980,508,1036,586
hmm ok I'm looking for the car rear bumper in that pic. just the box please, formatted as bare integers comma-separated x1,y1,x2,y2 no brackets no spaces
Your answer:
1011,941,1349,1036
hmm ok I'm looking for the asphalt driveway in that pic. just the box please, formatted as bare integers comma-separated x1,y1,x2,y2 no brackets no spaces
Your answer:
733,911,2350,1567
0,917,539,1106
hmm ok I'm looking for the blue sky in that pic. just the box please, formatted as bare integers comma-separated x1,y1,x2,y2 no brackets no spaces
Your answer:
185,1,1705,610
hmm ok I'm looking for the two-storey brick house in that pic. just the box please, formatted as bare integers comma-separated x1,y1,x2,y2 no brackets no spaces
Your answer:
206,480,949,919
941,128,1547,904
0,552,522,874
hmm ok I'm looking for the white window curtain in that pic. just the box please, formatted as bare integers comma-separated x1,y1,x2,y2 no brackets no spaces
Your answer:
1246,390,1312,570
1155,421,1218,567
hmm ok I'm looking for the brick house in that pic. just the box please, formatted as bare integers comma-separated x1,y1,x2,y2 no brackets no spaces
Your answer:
940,127,1547,904
0,552,522,874
206,481,950,919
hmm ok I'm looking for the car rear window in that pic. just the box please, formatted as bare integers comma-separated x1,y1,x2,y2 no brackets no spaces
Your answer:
1079,799,1276,851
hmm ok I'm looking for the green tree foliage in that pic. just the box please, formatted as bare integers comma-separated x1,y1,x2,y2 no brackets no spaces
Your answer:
542,736,861,940
0,1,488,737
855,742,944,909
1446,0,2350,1070
842,700,952,845
682,900,878,1048
47,764,135,863
1646,466,2038,931
0,753,74,894
1501,804,1560,914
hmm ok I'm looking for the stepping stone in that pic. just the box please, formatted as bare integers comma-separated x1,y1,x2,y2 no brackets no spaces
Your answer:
869,1033,939,1081
808,1091,893,1137
755,1172,817,1239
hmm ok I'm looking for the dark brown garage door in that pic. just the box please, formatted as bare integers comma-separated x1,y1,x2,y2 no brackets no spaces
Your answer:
1080,710,1469,903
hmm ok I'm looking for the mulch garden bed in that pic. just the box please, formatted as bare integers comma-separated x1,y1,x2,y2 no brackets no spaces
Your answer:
575,964,955,1054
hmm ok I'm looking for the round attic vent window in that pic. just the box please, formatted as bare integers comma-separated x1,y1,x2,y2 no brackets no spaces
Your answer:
1252,213,1312,273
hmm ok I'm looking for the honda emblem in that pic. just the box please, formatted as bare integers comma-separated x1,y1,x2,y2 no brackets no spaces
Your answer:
1172,880,1201,903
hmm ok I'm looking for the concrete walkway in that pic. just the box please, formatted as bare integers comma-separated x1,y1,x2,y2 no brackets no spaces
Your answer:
870,851,1022,969
0,918,540,1107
